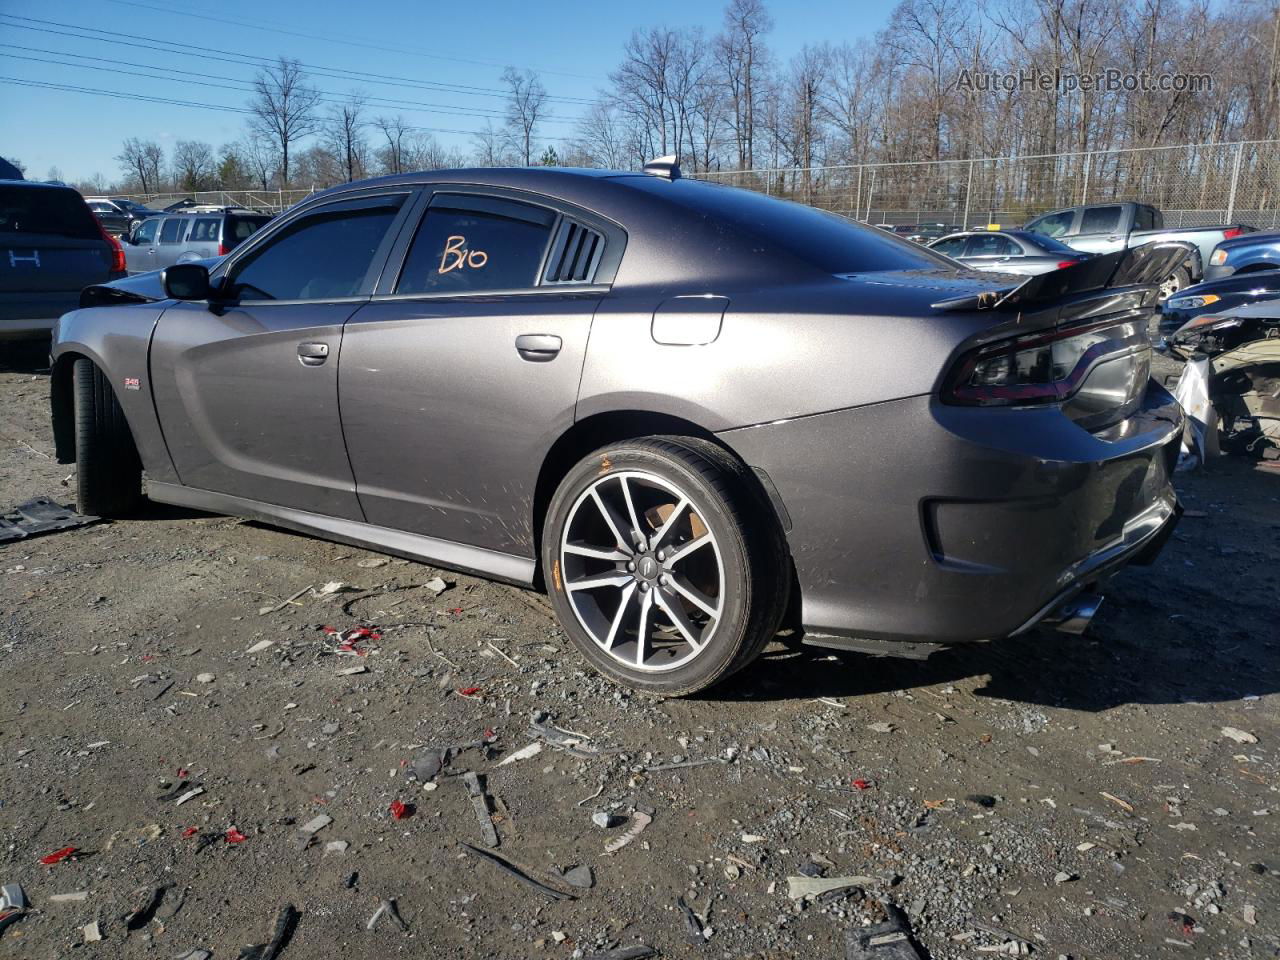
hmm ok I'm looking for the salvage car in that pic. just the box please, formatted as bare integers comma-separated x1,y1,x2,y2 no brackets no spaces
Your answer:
48,165,1187,695
928,229,1091,276
1156,270,1280,339
1203,230,1280,280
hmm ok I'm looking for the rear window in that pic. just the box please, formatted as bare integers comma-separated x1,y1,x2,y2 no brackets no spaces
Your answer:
225,214,270,250
1080,205,1122,233
626,178,945,274
1022,233,1076,254
0,186,101,239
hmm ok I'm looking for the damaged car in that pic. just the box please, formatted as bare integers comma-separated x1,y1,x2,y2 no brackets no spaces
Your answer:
48,165,1186,695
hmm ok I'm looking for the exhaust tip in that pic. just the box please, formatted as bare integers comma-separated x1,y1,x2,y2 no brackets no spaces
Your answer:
1051,593,1104,635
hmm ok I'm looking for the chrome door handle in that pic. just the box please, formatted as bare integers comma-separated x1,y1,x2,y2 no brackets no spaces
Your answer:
297,341,329,366
515,334,561,362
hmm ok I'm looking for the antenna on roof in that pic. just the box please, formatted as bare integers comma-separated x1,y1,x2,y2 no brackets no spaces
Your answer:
642,155,681,180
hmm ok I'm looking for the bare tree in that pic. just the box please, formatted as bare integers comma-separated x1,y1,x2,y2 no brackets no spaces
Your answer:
116,138,166,193
326,93,368,182
250,57,321,186
172,140,215,192
242,133,280,191
471,119,511,166
717,0,773,169
502,67,549,166
374,115,413,174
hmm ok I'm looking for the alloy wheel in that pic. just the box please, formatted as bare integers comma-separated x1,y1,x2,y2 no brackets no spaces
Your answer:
559,470,725,672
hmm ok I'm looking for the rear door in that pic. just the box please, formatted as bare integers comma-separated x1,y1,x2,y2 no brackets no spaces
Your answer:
153,216,190,270
150,191,412,517
0,184,112,326
180,216,222,262
339,189,618,557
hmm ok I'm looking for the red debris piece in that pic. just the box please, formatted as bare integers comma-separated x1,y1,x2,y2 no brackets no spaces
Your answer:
323,624,381,655
177,768,189,778
449,607,463,616
39,846,78,865
182,827,199,838
457,686,482,697
852,778,872,791
225,828,248,844
389,800,414,820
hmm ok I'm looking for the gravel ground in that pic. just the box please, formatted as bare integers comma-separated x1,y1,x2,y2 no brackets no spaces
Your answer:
0,343,1277,960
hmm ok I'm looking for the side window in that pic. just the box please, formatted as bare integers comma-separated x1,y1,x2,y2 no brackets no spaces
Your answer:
134,218,160,244
1133,206,1156,231
159,218,186,244
189,218,219,242
396,194,556,295
931,236,968,257
1025,210,1074,238
89,202,113,213
227,194,405,302
1079,205,1122,234
964,234,1019,257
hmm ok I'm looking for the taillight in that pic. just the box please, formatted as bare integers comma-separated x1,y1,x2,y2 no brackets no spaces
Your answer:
218,243,229,256
1056,260,1079,270
942,319,1149,416
1223,227,1243,239
97,221,127,273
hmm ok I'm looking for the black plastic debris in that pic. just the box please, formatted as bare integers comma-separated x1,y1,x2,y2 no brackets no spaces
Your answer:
237,904,299,960
123,884,167,931
845,904,927,960
458,842,576,901
583,948,657,960
0,498,98,543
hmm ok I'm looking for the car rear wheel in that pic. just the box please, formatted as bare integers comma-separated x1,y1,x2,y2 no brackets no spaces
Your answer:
72,358,142,517
1159,266,1191,300
542,437,788,696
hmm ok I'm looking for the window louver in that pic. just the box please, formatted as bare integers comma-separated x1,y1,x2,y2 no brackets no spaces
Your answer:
543,220,604,284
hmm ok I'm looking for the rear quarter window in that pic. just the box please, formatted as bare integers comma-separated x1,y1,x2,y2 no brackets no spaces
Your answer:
225,215,270,250
0,186,101,239
628,179,947,274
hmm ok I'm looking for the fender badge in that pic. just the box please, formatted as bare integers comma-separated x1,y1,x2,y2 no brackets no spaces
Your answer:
123,377,141,391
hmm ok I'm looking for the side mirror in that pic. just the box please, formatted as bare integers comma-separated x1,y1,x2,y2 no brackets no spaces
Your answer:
162,262,211,301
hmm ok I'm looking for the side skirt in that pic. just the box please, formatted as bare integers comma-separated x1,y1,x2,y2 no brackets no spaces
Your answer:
146,480,536,587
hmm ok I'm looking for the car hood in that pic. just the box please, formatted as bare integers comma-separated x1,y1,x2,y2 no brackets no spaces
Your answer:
78,259,221,308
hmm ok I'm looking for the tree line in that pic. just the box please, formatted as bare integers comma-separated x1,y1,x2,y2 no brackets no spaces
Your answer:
31,0,1280,196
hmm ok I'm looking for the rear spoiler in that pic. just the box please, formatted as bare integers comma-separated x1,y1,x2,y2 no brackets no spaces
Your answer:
931,242,1192,313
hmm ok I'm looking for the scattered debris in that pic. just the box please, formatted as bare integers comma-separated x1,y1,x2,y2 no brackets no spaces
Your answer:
246,639,276,654
1054,871,1077,884
787,875,877,900
82,920,103,943
259,585,312,616
325,840,349,855
867,721,895,734
458,842,576,901
123,884,166,930
462,772,499,847
298,814,333,838
604,810,652,855
423,576,449,594
47,890,89,903
0,883,27,935
0,497,98,542
174,951,212,960
560,865,595,889
389,800,414,821
676,895,707,945
582,947,657,960
366,898,409,933
1221,726,1259,744
497,742,542,766
237,904,299,959
592,810,623,829
965,794,997,808
195,673,216,684
39,846,78,865
845,902,924,959
175,787,205,806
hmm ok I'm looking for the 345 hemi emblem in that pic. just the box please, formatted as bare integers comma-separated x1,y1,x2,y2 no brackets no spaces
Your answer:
123,377,141,391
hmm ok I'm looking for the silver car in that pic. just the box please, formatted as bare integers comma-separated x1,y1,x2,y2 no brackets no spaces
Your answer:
929,230,1091,276
124,209,270,275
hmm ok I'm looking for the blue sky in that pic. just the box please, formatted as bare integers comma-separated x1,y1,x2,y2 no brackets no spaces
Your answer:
0,0,891,184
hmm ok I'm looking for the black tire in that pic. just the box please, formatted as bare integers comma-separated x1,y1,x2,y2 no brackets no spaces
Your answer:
542,436,789,696
72,357,142,517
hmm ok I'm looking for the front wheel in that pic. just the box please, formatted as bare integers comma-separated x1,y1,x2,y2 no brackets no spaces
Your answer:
542,437,788,696
72,358,142,517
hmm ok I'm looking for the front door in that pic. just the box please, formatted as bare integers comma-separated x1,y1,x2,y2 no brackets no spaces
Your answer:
340,191,609,556
150,192,413,518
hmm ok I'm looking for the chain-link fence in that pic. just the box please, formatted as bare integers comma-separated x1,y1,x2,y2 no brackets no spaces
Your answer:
698,139,1280,230
118,188,316,214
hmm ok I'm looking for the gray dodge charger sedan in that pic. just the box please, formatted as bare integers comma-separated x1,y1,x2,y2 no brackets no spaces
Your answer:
48,165,1185,695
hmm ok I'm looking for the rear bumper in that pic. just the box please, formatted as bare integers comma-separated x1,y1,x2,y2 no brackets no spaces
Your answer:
721,379,1184,646
0,293,81,340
